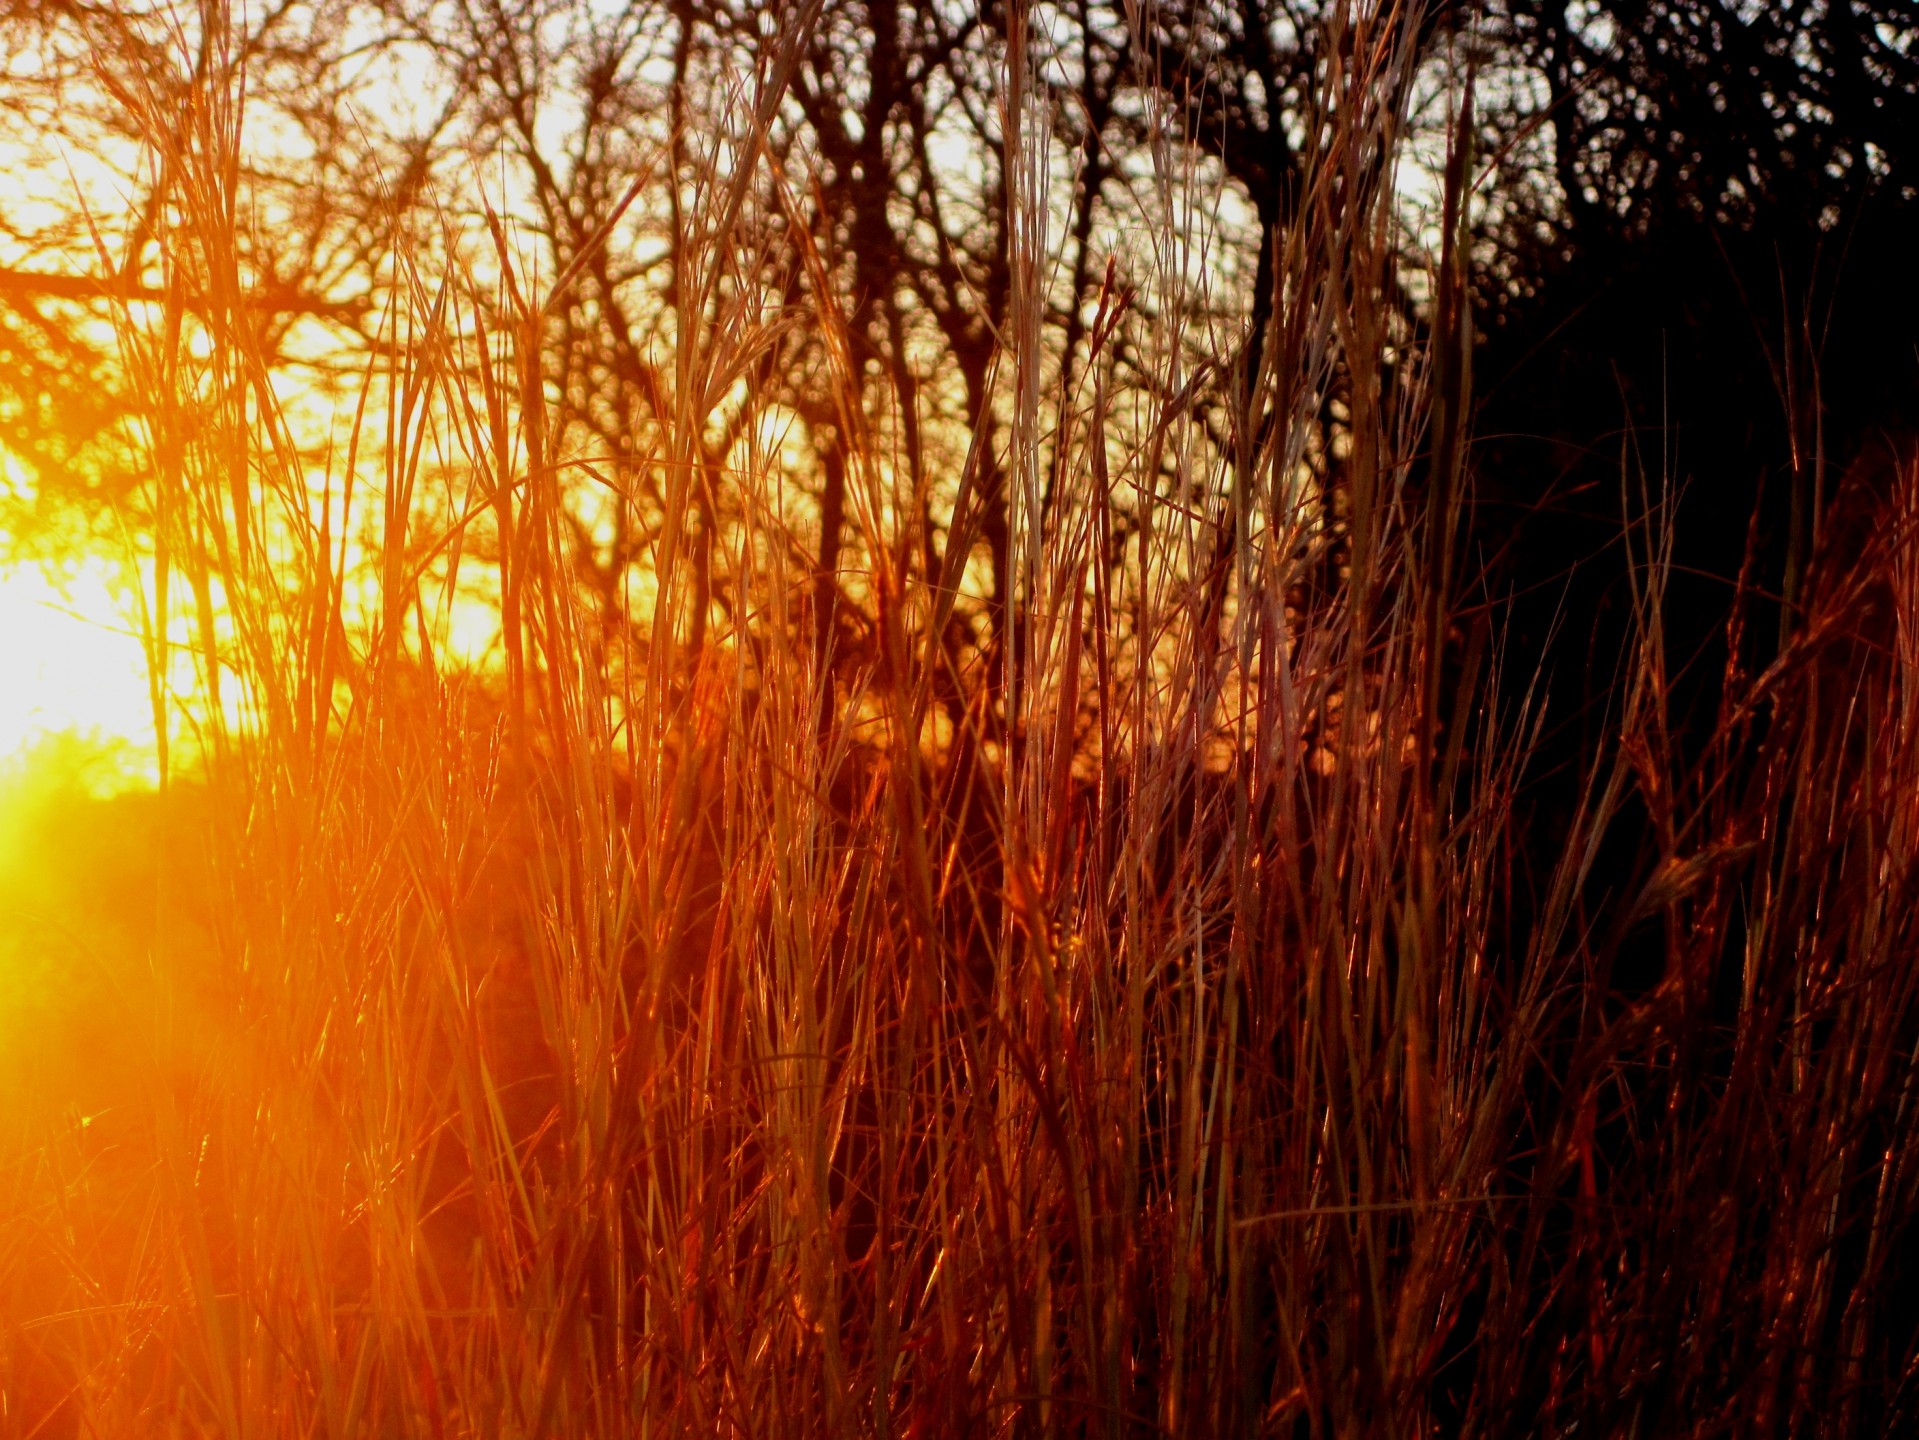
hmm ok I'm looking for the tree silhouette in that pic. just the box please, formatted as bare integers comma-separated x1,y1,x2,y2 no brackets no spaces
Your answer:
1475,0,1919,692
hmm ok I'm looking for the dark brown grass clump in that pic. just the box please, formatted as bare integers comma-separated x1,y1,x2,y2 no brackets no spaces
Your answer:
2,1,1917,1436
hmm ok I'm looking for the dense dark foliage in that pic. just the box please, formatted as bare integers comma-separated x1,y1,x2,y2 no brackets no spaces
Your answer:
1475,0,1919,693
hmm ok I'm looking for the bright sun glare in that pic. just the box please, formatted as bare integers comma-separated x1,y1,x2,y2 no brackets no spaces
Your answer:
0,559,156,788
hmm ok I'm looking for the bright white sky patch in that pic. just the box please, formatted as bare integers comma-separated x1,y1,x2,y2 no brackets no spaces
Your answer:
0,558,156,788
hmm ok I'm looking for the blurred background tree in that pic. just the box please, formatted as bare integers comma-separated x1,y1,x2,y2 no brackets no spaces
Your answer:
1474,0,1919,740
0,3,1911,859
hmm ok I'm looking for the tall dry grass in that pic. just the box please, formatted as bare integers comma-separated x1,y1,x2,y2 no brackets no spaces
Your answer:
3,1,1918,1436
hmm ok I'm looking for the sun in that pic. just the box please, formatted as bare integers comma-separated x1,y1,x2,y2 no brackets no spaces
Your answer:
0,557,157,790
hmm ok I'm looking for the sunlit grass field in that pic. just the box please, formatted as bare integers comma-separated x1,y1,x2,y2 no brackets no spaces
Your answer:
2,1,1918,1436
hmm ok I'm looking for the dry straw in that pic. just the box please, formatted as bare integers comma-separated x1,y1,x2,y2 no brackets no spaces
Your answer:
2,0,1916,1436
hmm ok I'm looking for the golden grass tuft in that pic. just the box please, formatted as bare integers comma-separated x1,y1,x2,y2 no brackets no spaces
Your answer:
2,2,1918,1436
